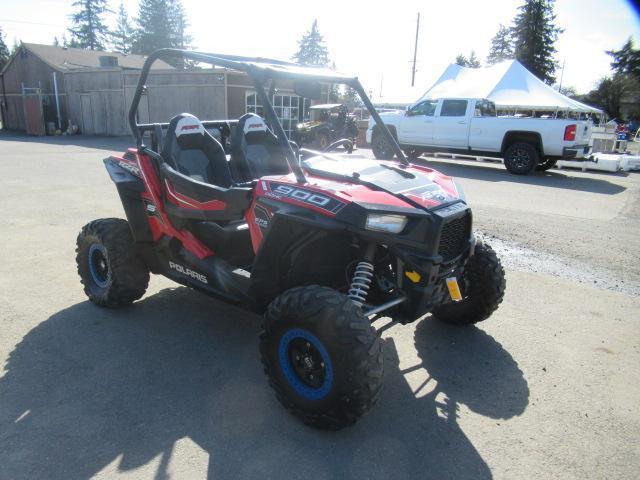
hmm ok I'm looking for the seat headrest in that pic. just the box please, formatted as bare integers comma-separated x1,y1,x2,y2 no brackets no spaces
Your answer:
174,113,205,138
241,114,268,134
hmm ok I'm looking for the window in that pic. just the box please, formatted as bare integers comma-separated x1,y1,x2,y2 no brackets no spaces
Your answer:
245,92,310,138
408,100,437,117
440,100,468,117
474,100,497,117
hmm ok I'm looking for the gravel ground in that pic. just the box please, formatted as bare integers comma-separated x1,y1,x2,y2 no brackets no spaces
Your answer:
0,134,638,480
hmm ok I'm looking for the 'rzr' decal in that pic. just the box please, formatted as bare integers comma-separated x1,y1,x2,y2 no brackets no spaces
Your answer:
265,182,346,214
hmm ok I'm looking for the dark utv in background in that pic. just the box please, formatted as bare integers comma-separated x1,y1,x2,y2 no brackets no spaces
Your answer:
293,103,359,150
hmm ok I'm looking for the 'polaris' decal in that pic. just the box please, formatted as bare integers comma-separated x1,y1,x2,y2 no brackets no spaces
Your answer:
265,182,346,214
168,261,208,284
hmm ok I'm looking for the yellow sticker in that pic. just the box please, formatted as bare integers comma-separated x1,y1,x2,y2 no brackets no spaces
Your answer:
446,277,463,302
405,270,421,283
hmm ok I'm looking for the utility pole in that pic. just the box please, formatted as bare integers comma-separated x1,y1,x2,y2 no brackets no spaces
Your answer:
411,12,420,87
558,59,566,92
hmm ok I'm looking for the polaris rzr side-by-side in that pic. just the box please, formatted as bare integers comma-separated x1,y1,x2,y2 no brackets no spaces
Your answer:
76,49,506,430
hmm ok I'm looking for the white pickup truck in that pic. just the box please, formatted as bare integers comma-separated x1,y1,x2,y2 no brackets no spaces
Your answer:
366,98,592,174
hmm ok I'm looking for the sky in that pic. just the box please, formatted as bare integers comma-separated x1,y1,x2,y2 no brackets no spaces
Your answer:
1,0,639,103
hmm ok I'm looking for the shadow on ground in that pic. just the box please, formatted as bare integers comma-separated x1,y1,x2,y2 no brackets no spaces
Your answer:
0,287,529,479
415,157,627,195
0,130,131,152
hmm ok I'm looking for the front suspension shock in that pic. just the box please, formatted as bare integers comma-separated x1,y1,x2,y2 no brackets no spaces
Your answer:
348,243,376,307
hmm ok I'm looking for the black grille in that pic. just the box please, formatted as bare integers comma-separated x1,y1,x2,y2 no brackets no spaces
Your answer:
438,213,471,260
123,151,136,161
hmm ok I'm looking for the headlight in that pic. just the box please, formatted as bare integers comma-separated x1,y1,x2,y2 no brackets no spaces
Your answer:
365,214,408,234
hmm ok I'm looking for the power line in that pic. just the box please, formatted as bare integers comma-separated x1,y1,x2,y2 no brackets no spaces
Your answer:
0,18,66,28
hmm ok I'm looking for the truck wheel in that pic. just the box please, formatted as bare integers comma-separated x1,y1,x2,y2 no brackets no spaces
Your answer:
535,158,557,171
432,239,505,325
403,148,422,159
260,285,383,430
76,218,149,307
504,142,539,174
372,131,394,159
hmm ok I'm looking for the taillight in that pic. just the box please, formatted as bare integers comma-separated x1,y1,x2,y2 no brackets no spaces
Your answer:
564,124,577,141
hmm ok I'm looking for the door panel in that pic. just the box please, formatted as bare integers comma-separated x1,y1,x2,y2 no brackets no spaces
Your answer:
432,99,470,147
400,100,438,145
80,94,94,135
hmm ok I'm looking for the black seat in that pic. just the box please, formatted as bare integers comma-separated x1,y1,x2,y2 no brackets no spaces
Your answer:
229,113,290,182
161,113,233,188
158,113,252,225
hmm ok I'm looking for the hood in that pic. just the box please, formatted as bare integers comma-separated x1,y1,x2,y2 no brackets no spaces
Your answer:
302,154,462,211
296,121,323,131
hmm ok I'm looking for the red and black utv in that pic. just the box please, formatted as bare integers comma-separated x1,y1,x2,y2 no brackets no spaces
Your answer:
76,49,505,430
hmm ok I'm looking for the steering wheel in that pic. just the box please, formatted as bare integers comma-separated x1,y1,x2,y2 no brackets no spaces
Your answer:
324,138,354,154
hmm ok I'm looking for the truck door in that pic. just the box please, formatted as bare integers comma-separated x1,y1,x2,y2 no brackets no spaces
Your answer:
400,99,438,145
433,99,470,147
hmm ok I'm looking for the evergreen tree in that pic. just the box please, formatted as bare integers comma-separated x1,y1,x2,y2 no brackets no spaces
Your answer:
133,0,191,63
607,38,640,82
467,51,481,68
111,2,134,54
68,0,111,50
455,54,468,66
0,27,9,72
455,52,480,68
512,0,563,84
487,25,514,64
292,20,330,66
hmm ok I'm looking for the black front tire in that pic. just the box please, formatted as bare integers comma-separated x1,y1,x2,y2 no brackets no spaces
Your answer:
535,158,557,171
260,285,383,430
432,239,506,325
371,130,394,160
503,142,539,175
76,218,149,307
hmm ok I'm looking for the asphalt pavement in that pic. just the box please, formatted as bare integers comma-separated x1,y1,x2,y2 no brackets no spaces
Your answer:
0,133,638,479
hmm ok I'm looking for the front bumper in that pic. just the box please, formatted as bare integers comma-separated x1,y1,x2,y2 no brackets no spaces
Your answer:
562,144,590,159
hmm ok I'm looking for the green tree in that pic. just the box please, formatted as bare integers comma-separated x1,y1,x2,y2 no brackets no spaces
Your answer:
512,0,562,84
455,52,480,68
583,75,634,120
133,0,191,66
487,25,514,64
68,0,111,50
0,27,10,71
292,20,330,66
111,2,134,54
607,37,640,82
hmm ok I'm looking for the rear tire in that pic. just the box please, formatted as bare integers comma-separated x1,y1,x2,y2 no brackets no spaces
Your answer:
372,130,394,160
260,285,383,430
504,142,539,175
76,218,149,307
432,239,505,325
535,158,557,171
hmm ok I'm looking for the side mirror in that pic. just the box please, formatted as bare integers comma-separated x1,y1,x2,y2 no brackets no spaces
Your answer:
294,80,322,100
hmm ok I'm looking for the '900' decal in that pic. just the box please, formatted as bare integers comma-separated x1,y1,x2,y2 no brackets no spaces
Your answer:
264,182,346,214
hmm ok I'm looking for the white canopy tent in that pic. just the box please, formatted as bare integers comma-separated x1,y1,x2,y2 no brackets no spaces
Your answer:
417,60,602,115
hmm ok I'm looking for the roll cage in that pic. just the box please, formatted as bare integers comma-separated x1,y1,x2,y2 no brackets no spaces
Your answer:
128,48,407,184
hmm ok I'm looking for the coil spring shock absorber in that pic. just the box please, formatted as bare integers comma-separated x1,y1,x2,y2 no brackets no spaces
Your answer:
348,243,376,307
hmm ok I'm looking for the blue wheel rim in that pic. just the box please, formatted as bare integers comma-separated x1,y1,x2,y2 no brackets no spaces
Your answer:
278,328,333,400
88,243,110,289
